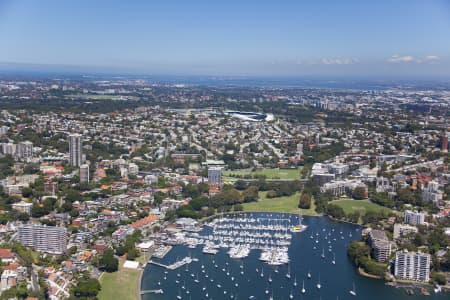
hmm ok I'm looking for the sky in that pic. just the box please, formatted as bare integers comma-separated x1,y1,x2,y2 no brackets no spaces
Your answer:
0,0,450,78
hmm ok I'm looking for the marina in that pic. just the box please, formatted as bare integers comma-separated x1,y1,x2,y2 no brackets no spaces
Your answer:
179,213,308,264
141,213,449,300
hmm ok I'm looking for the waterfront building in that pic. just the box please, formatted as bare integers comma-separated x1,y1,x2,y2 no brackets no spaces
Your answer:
404,210,425,225
368,229,391,263
18,224,67,254
68,133,82,166
394,250,431,282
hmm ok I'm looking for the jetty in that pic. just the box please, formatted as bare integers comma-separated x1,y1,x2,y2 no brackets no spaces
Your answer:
149,256,193,270
140,289,164,295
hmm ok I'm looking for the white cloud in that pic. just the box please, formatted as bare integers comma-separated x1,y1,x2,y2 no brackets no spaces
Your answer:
387,54,416,63
320,57,358,65
387,54,440,64
423,55,440,62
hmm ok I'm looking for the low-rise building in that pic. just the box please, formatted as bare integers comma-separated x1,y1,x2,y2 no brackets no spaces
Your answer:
393,223,418,239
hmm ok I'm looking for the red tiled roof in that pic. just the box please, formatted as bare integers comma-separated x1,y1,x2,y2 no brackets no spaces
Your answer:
0,248,14,259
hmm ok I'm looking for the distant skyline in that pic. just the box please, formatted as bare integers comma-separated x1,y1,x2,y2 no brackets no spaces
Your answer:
1,0,450,77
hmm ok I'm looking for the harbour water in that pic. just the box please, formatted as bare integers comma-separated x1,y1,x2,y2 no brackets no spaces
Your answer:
141,214,448,300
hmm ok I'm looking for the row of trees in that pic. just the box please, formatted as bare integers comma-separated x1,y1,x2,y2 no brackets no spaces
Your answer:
347,241,387,277
326,203,391,224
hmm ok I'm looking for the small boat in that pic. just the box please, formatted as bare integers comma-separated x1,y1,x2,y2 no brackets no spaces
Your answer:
349,282,356,296
316,275,322,290
268,274,272,283
290,210,308,232
286,265,291,279
289,289,294,299
321,248,325,259
421,287,430,296
293,275,298,286
301,280,306,294
307,270,311,279
332,253,336,265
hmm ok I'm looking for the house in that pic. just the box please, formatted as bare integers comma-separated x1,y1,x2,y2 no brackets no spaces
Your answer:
0,249,15,263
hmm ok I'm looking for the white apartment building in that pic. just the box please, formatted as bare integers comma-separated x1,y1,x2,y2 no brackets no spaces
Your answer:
394,250,431,282
404,210,425,226
18,224,67,254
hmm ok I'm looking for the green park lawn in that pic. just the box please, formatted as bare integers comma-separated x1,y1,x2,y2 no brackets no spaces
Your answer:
332,199,392,216
98,259,140,300
242,191,319,216
224,167,302,180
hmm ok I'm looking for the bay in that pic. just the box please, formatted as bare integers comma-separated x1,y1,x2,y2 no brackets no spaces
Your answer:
141,213,448,300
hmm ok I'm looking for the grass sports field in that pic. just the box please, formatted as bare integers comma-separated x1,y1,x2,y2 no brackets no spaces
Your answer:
242,191,319,216
332,199,392,216
98,259,140,300
224,167,302,180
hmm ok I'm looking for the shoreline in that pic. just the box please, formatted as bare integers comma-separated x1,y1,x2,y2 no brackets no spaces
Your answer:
358,267,383,279
200,210,323,223
138,212,449,297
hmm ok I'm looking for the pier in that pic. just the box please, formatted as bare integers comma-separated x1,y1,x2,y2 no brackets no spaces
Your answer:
149,256,193,270
140,289,163,295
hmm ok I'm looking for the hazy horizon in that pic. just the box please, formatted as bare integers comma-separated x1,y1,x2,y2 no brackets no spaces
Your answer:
1,0,450,78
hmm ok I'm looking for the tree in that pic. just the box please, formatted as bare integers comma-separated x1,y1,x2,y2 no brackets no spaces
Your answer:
21,187,33,198
189,197,208,211
298,193,311,209
127,248,140,260
99,248,118,272
72,278,101,298
234,180,247,190
431,272,447,285
352,187,366,200
233,204,243,211
242,186,259,203
326,204,345,219
17,212,30,222
212,188,242,207
347,211,360,223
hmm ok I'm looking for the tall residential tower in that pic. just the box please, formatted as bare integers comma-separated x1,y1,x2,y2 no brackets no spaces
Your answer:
68,133,82,166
